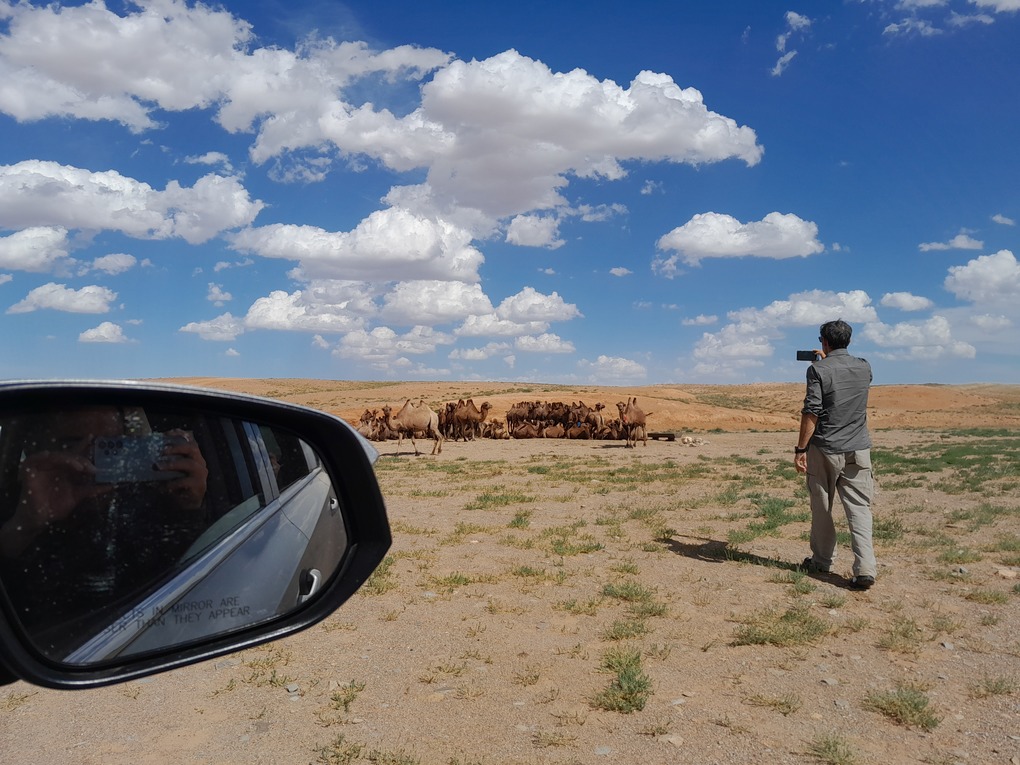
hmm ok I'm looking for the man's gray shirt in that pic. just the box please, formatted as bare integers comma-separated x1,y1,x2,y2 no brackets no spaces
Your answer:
802,348,872,453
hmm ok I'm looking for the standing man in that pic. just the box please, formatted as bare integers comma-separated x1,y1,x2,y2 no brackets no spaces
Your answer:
794,319,877,590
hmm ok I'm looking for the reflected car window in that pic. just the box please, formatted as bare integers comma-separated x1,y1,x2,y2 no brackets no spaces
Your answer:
259,425,315,491
0,402,349,664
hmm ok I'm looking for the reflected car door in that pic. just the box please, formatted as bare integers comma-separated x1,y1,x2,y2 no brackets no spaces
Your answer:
64,419,348,664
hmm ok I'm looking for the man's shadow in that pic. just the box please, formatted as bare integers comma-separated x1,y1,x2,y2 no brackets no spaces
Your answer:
658,535,849,587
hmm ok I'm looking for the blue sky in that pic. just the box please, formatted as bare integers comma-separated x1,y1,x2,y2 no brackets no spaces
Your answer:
1,0,1018,385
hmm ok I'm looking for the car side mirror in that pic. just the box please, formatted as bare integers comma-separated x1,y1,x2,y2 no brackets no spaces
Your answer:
0,381,390,689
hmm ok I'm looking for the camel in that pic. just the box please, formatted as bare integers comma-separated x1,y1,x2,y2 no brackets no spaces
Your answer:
452,398,492,441
382,399,443,456
565,423,592,439
616,397,648,448
540,423,565,438
511,422,541,439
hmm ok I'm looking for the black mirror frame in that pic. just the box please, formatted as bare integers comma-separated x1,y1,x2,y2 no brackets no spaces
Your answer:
0,380,391,689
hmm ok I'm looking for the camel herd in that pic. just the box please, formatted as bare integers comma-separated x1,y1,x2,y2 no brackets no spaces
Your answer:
354,396,653,455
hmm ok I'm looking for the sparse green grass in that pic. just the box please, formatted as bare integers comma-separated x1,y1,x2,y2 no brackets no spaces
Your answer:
988,533,1020,552
315,733,365,765
873,515,906,541
464,487,535,510
315,680,367,726
365,426,1018,760
864,683,941,731
541,522,604,555
555,597,602,616
243,646,294,688
331,681,365,713
508,509,532,528
938,547,982,565
768,569,816,595
430,571,497,592
965,588,1010,605
877,616,925,655
745,692,802,716
807,733,859,765
532,730,577,748
590,648,651,713
728,493,809,543
2,690,36,711
365,746,420,765
602,580,655,602
732,605,830,647
611,559,640,575
968,675,1018,699
362,556,398,596
601,618,649,641
927,611,965,635
819,592,847,609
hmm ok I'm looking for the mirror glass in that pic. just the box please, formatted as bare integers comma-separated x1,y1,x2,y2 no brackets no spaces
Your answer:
0,401,349,664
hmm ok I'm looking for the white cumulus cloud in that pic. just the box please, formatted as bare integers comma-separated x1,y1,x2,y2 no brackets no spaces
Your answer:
861,316,976,360
0,226,73,273
496,286,582,323
918,232,983,251
89,253,137,275
243,290,366,334
79,321,130,343
505,215,564,249
230,209,484,283
380,280,493,325
207,283,232,306
881,292,934,311
449,341,511,361
0,161,263,244
944,249,1020,309
334,325,454,369
578,354,647,384
7,282,117,314
515,333,575,354
654,212,823,273
178,312,245,341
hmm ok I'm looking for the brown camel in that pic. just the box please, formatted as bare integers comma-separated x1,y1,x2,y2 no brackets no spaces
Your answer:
452,398,492,441
616,397,648,448
382,400,443,455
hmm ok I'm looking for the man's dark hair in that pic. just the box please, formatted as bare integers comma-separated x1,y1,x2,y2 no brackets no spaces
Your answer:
820,319,852,350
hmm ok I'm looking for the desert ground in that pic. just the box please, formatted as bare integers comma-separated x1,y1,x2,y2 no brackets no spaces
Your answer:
2,380,1019,765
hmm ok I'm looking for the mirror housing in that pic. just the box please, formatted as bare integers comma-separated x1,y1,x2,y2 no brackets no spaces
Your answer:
0,380,390,689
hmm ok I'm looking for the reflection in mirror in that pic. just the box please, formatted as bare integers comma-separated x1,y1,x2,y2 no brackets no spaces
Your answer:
0,402,349,665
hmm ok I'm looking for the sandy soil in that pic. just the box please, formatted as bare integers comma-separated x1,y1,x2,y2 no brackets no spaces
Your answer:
2,381,1019,765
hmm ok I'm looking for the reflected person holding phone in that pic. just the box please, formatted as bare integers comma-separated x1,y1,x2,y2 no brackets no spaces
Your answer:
0,406,208,645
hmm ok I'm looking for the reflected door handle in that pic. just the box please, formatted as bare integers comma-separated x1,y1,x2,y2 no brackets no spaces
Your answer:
329,497,339,515
298,568,323,604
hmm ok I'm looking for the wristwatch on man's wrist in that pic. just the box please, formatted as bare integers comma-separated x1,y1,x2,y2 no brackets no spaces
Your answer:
794,445,809,454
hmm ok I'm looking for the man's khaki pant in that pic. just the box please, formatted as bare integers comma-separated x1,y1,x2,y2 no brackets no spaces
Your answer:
806,446,876,578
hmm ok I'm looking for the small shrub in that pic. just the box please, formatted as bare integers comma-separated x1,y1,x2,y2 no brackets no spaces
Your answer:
745,692,802,716
590,648,651,713
938,547,982,565
877,616,924,655
733,605,829,647
965,589,1009,605
864,683,941,731
601,619,649,641
807,733,858,765
968,675,1018,699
